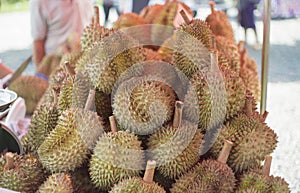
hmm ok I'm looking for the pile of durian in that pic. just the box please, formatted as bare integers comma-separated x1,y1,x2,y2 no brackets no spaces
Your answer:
1,1,290,193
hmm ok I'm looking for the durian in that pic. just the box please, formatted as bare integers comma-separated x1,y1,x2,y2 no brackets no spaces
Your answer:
8,75,49,114
140,4,164,24
110,160,166,193
171,140,236,193
147,101,203,179
112,75,176,135
36,53,62,78
209,95,278,174
21,87,60,155
89,116,145,190
37,173,73,193
38,90,104,172
0,152,46,193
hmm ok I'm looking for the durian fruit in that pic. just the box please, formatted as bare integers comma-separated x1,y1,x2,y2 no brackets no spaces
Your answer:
60,52,82,70
37,173,73,193
112,75,176,135
239,43,260,101
237,156,290,193
89,115,145,191
144,48,162,61
0,152,46,193
209,94,278,174
38,90,104,173
110,160,166,193
113,13,147,29
147,101,203,179
8,75,49,114
205,1,235,41
95,89,113,131
173,10,213,78
151,0,193,45
84,30,145,94
215,35,240,73
171,140,236,193
158,36,175,63
36,53,62,78
80,6,113,51
140,4,164,24
21,87,60,155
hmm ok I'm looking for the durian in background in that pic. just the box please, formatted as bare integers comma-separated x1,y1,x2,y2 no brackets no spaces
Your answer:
38,90,104,173
236,155,290,193
209,93,278,174
0,152,46,193
205,1,235,41
89,116,145,191
147,101,203,179
112,75,176,135
110,160,166,193
37,173,73,193
171,140,236,193
21,87,60,155
8,75,48,114
140,4,164,24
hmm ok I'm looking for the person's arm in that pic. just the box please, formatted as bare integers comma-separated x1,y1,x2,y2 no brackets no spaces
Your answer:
0,62,13,79
33,39,45,68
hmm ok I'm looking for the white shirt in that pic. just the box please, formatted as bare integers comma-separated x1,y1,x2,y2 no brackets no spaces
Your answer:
30,0,93,54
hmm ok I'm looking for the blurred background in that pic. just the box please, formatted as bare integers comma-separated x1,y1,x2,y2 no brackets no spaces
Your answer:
0,0,299,192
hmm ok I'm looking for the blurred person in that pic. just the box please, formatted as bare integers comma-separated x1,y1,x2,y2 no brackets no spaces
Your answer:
103,0,121,25
30,0,93,69
237,0,260,49
132,0,149,13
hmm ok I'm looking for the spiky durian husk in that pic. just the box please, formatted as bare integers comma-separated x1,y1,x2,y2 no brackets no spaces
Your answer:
89,130,144,190
171,159,236,193
209,113,278,174
206,10,235,41
113,13,147,29
21,102,59,155
144,48,161,61
37,54,62,78
147,120,203,179
95,89,112,131
57,75,74,113
219,65,246,120
236,172,270,193
183,70,226,133
110,177,166,193
158,36,175,63
112,76,176,135
84,31,145,94
215,36,240,73
80,24,113,51
60,52,82,70
140,4,164,24
8,75,49,114
173,26,212,79
38,108,104,173
37,173,73,193
269,176,290,193
240,55,260,101
0,154,46,193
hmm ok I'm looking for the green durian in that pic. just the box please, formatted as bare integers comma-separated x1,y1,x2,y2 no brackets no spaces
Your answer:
206,1,235,41
158,36,175,63
209,97,278,174
171,140,236,193
38,90,104,173
21,87,60,155
236,172,270,193
268,176,290,193
0,152,46,193
112,76,176,135
37,173,73,193
147,101,203,179
8,75,48,114
60,52,82,70
110,160,166,193
89,116,145,190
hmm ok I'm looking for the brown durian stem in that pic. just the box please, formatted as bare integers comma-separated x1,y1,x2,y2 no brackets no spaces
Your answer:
211,35,216,50
237,41,245,53
209,1,216,14
217,140,233,164
63,61,75,76
173,101,184,128
94,6,100,26
245,91,253,116
261,111,269,122
143,160,156,184
4,152,15,170
210,50,218,72
179,10,191,24
262,155,272,176
109,115,118,133
84,89,96,111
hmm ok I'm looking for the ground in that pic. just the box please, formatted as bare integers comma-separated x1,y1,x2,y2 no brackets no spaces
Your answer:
0,7,299,192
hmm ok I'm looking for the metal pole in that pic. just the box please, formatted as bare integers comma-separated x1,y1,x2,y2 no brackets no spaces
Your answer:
260,0,271,114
